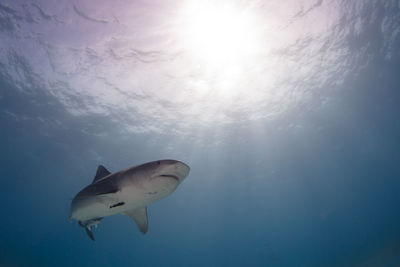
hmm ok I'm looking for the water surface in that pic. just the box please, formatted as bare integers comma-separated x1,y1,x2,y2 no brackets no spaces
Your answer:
1,0,400,266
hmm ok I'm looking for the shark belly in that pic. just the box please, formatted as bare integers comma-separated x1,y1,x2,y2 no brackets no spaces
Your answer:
73,179,178,222
71,195,120,221
119,177,179,210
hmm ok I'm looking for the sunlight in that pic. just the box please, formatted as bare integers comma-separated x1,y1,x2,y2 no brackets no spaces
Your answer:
171,0,290,124
178,1,263,87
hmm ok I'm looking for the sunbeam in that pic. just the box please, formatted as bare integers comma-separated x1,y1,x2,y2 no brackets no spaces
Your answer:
177,1,264,99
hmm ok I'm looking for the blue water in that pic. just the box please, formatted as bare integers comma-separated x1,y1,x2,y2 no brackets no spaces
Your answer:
1,0,400,266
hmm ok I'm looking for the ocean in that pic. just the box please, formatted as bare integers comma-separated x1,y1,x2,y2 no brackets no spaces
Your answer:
1,0,400,266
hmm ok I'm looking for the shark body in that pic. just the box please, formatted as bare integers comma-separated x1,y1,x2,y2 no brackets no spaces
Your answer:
70,159,190,240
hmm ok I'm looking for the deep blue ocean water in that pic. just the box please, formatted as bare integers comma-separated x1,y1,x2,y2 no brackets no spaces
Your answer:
1,0,400,266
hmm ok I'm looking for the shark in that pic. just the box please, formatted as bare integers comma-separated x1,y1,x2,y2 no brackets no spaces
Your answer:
69,159,190,240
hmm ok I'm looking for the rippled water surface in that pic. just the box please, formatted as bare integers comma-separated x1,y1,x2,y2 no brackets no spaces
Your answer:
1,0,400,266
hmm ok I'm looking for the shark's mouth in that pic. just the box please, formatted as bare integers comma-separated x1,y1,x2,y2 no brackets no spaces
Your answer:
159,174,179,181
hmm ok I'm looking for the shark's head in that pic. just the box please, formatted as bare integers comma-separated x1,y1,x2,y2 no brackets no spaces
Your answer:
131,159,190,194
151,159,190,182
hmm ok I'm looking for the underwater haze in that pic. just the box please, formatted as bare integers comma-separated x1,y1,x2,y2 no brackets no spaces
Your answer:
1,0,400,266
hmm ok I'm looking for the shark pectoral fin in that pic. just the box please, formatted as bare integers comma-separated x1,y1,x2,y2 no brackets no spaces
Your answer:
85,226,95,241
124,207,148,234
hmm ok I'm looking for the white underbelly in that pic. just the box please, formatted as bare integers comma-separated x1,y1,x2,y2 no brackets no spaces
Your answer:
74,178,179,221
120,181,178,208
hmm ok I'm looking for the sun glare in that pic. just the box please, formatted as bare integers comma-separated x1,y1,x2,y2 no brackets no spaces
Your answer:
179,1,262,71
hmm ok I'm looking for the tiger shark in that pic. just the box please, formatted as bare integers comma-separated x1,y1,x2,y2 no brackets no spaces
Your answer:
70,159,190,240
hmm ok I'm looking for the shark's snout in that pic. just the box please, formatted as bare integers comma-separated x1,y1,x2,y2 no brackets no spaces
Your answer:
175,161,190,180
158,160,190,181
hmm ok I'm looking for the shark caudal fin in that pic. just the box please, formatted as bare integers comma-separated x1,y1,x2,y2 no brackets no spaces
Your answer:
124,207,149,234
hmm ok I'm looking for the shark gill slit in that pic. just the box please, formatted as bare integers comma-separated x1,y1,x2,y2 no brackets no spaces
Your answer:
109,202,125,208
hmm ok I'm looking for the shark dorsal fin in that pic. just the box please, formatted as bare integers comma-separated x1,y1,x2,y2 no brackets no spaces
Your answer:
93,165,111,183
124,207,148,234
